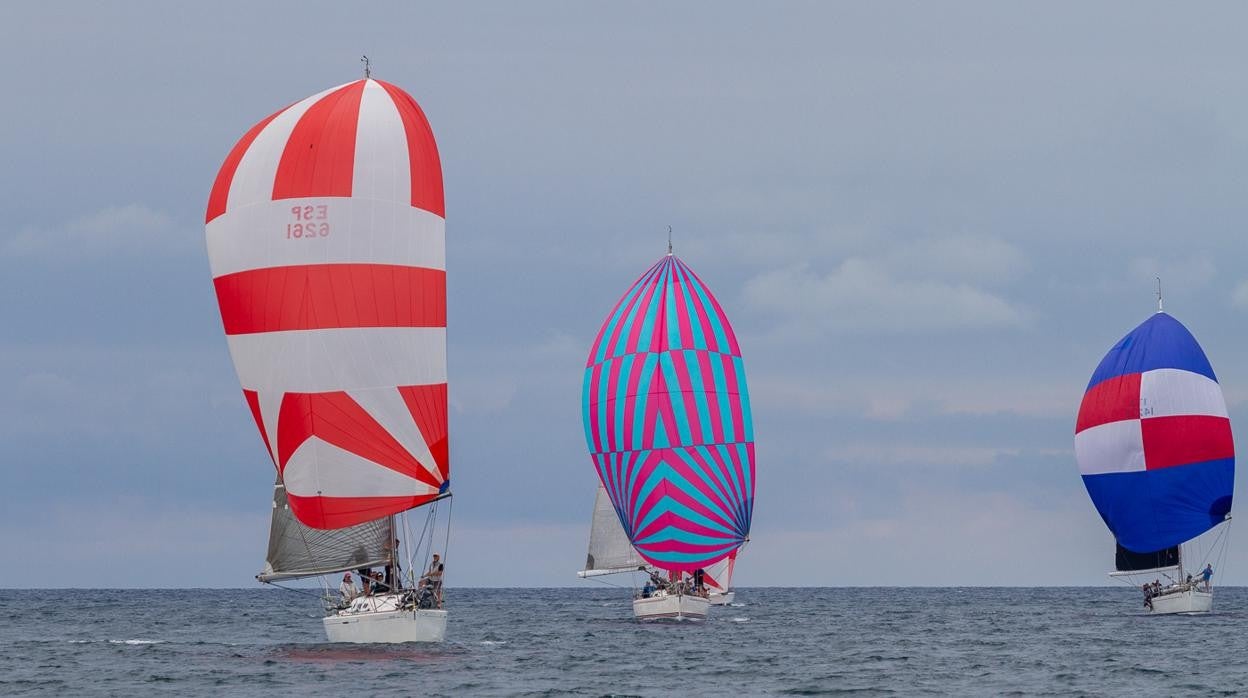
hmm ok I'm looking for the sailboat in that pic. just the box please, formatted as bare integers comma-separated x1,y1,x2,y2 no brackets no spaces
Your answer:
1075,299,1234,614
578,485,739,605
581,249,755,620
205,71,453,642
703,549,738,605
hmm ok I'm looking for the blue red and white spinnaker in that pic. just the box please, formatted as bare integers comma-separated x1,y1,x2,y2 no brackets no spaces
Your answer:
1075,305,1233,614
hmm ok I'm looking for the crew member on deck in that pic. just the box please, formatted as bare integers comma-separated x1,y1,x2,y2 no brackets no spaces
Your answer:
1201,564,1214,589
339,573,358,603
420,554,445,606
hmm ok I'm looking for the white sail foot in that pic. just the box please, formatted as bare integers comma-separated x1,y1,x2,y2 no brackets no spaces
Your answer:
1148,587,1212,615
632,591,710,621
323,593,447,643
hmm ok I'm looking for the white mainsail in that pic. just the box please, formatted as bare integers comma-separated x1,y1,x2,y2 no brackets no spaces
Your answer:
258,480,393,582
579,485,645,577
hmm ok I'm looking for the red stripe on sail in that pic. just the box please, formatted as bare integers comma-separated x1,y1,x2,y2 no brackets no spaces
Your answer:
287,493,440,530
275,391,441,488
1076,373,1141,433
206,108,285,223
1141,415,1235,470
376,80,445,218
398,383,450,480
242,389,274,464
272,81,366,200
214,264,446,335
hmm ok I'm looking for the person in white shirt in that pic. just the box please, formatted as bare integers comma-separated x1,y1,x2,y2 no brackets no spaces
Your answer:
339,572,358,603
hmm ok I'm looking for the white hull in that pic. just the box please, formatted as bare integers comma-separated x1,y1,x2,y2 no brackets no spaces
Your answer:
323,594,446,643
708,590,735,605
633,592,710,621
1149,587,1212,615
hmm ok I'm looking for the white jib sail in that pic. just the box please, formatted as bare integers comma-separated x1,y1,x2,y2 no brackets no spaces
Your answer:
579,485,645,577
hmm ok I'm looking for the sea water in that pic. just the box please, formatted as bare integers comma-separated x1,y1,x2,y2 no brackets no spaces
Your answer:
2,587,1245,696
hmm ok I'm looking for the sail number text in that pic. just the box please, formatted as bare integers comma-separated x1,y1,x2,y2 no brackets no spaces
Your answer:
286,205,330,239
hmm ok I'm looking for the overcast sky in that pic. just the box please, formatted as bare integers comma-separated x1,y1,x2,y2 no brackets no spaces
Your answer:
4,2,1248,587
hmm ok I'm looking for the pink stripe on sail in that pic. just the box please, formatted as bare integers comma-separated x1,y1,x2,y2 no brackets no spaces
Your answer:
682,262,742,356
676,262,721,354
621,270,661,356
638,538,738,556
620,352,648,450
697,351,726,445
673,268,696,352
587,362,605,454
639,367,681,452
668,350,704,445
721,353,745,443
603,358,624,453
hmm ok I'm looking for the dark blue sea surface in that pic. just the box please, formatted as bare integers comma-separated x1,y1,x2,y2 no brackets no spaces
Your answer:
2,587,1246,696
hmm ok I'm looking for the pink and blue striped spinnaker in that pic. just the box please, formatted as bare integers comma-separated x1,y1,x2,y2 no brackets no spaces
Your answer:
1075,312,1234,553
582,255,754,573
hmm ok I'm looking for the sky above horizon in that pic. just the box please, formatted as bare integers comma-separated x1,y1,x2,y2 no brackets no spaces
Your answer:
4,2,1248,587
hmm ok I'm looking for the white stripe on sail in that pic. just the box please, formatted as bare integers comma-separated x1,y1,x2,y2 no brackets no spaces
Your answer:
205,197,445,278
227,327,447,394
283,437,439,499
1140,368,1228,420
1075,419,1145,475
352,80,412,205
348,387,443,484
225,84,343,213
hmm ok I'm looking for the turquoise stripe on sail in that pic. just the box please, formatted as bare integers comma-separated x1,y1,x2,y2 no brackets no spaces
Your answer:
658,353,693,444
733,356,754,442
683,349,714,444
673,264,708,351
708,354,734,443
685,269,731,354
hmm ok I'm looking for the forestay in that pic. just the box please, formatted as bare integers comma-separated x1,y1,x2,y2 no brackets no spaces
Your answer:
1075,312,1234,554
205,78,450,530
580,485,646,577
258,481,393,582
582,255,755,572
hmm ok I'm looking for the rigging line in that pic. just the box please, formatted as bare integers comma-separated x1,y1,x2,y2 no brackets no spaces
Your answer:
402,512,417,587
412,502,435,582
261,580,326,599
587,576,633,590
442,494,454,575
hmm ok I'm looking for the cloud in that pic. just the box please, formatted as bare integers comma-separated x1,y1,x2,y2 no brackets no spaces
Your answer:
0,204,192,262
743,254,1030,336
1231,280,1248,309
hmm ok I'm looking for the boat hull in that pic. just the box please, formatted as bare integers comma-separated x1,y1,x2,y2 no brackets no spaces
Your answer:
1149,587,1212,615
633,593,710,621
708,590,735,606
323,594,446,643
